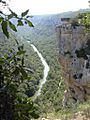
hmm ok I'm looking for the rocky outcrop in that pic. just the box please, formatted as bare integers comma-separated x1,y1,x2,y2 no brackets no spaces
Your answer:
56,24,90,106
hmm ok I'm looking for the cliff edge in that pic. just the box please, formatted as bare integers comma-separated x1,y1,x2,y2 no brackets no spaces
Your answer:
56,23,90,106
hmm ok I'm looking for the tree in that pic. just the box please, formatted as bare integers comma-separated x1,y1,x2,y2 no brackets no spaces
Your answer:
0,1,39,119
77,1,90,30
76,1,90,59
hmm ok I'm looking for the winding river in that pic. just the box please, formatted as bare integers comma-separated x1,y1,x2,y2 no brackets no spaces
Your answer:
27,41,50,100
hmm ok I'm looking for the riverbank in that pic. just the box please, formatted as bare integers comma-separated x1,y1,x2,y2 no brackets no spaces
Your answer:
27,41,50,100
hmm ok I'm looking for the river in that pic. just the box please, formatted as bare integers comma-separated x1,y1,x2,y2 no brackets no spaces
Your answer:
27,41,50,101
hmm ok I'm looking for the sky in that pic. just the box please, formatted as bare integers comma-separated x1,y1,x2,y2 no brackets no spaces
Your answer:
5,0,89,15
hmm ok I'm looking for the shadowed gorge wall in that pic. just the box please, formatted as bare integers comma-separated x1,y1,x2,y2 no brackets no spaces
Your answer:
57,25,90,105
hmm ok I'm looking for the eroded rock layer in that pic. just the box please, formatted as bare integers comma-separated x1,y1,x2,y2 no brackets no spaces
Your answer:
57,25,90,105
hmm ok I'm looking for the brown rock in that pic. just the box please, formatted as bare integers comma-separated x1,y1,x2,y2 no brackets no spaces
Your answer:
56,24,90,106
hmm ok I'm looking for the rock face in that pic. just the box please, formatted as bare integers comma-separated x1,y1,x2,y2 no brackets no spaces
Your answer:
56,25,90,106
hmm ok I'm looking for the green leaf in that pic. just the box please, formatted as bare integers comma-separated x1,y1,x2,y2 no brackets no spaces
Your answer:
1,20,9,38
26,19,34,27
9,21,17,32
21,9,29,17
17,20,23,26
8,14,13,19
9,8,17,17
0,17,4,22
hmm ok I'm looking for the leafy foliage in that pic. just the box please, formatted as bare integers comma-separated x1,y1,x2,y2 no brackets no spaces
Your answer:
9,21,17,32
0,42,39,119
21,9,29,17
76,2,90,58
78,12,90,30
0,1,39,120
0,1,34,38
17,20,24,26
25,19,34,27
1,20,9,38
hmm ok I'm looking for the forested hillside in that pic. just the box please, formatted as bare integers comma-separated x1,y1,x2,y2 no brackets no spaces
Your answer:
16,9,90,119
17,12,64,113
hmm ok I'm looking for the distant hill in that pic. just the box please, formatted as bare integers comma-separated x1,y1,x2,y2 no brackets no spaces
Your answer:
17,8,90,41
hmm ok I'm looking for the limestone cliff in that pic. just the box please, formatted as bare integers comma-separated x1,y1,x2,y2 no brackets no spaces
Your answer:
56,24,90,105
